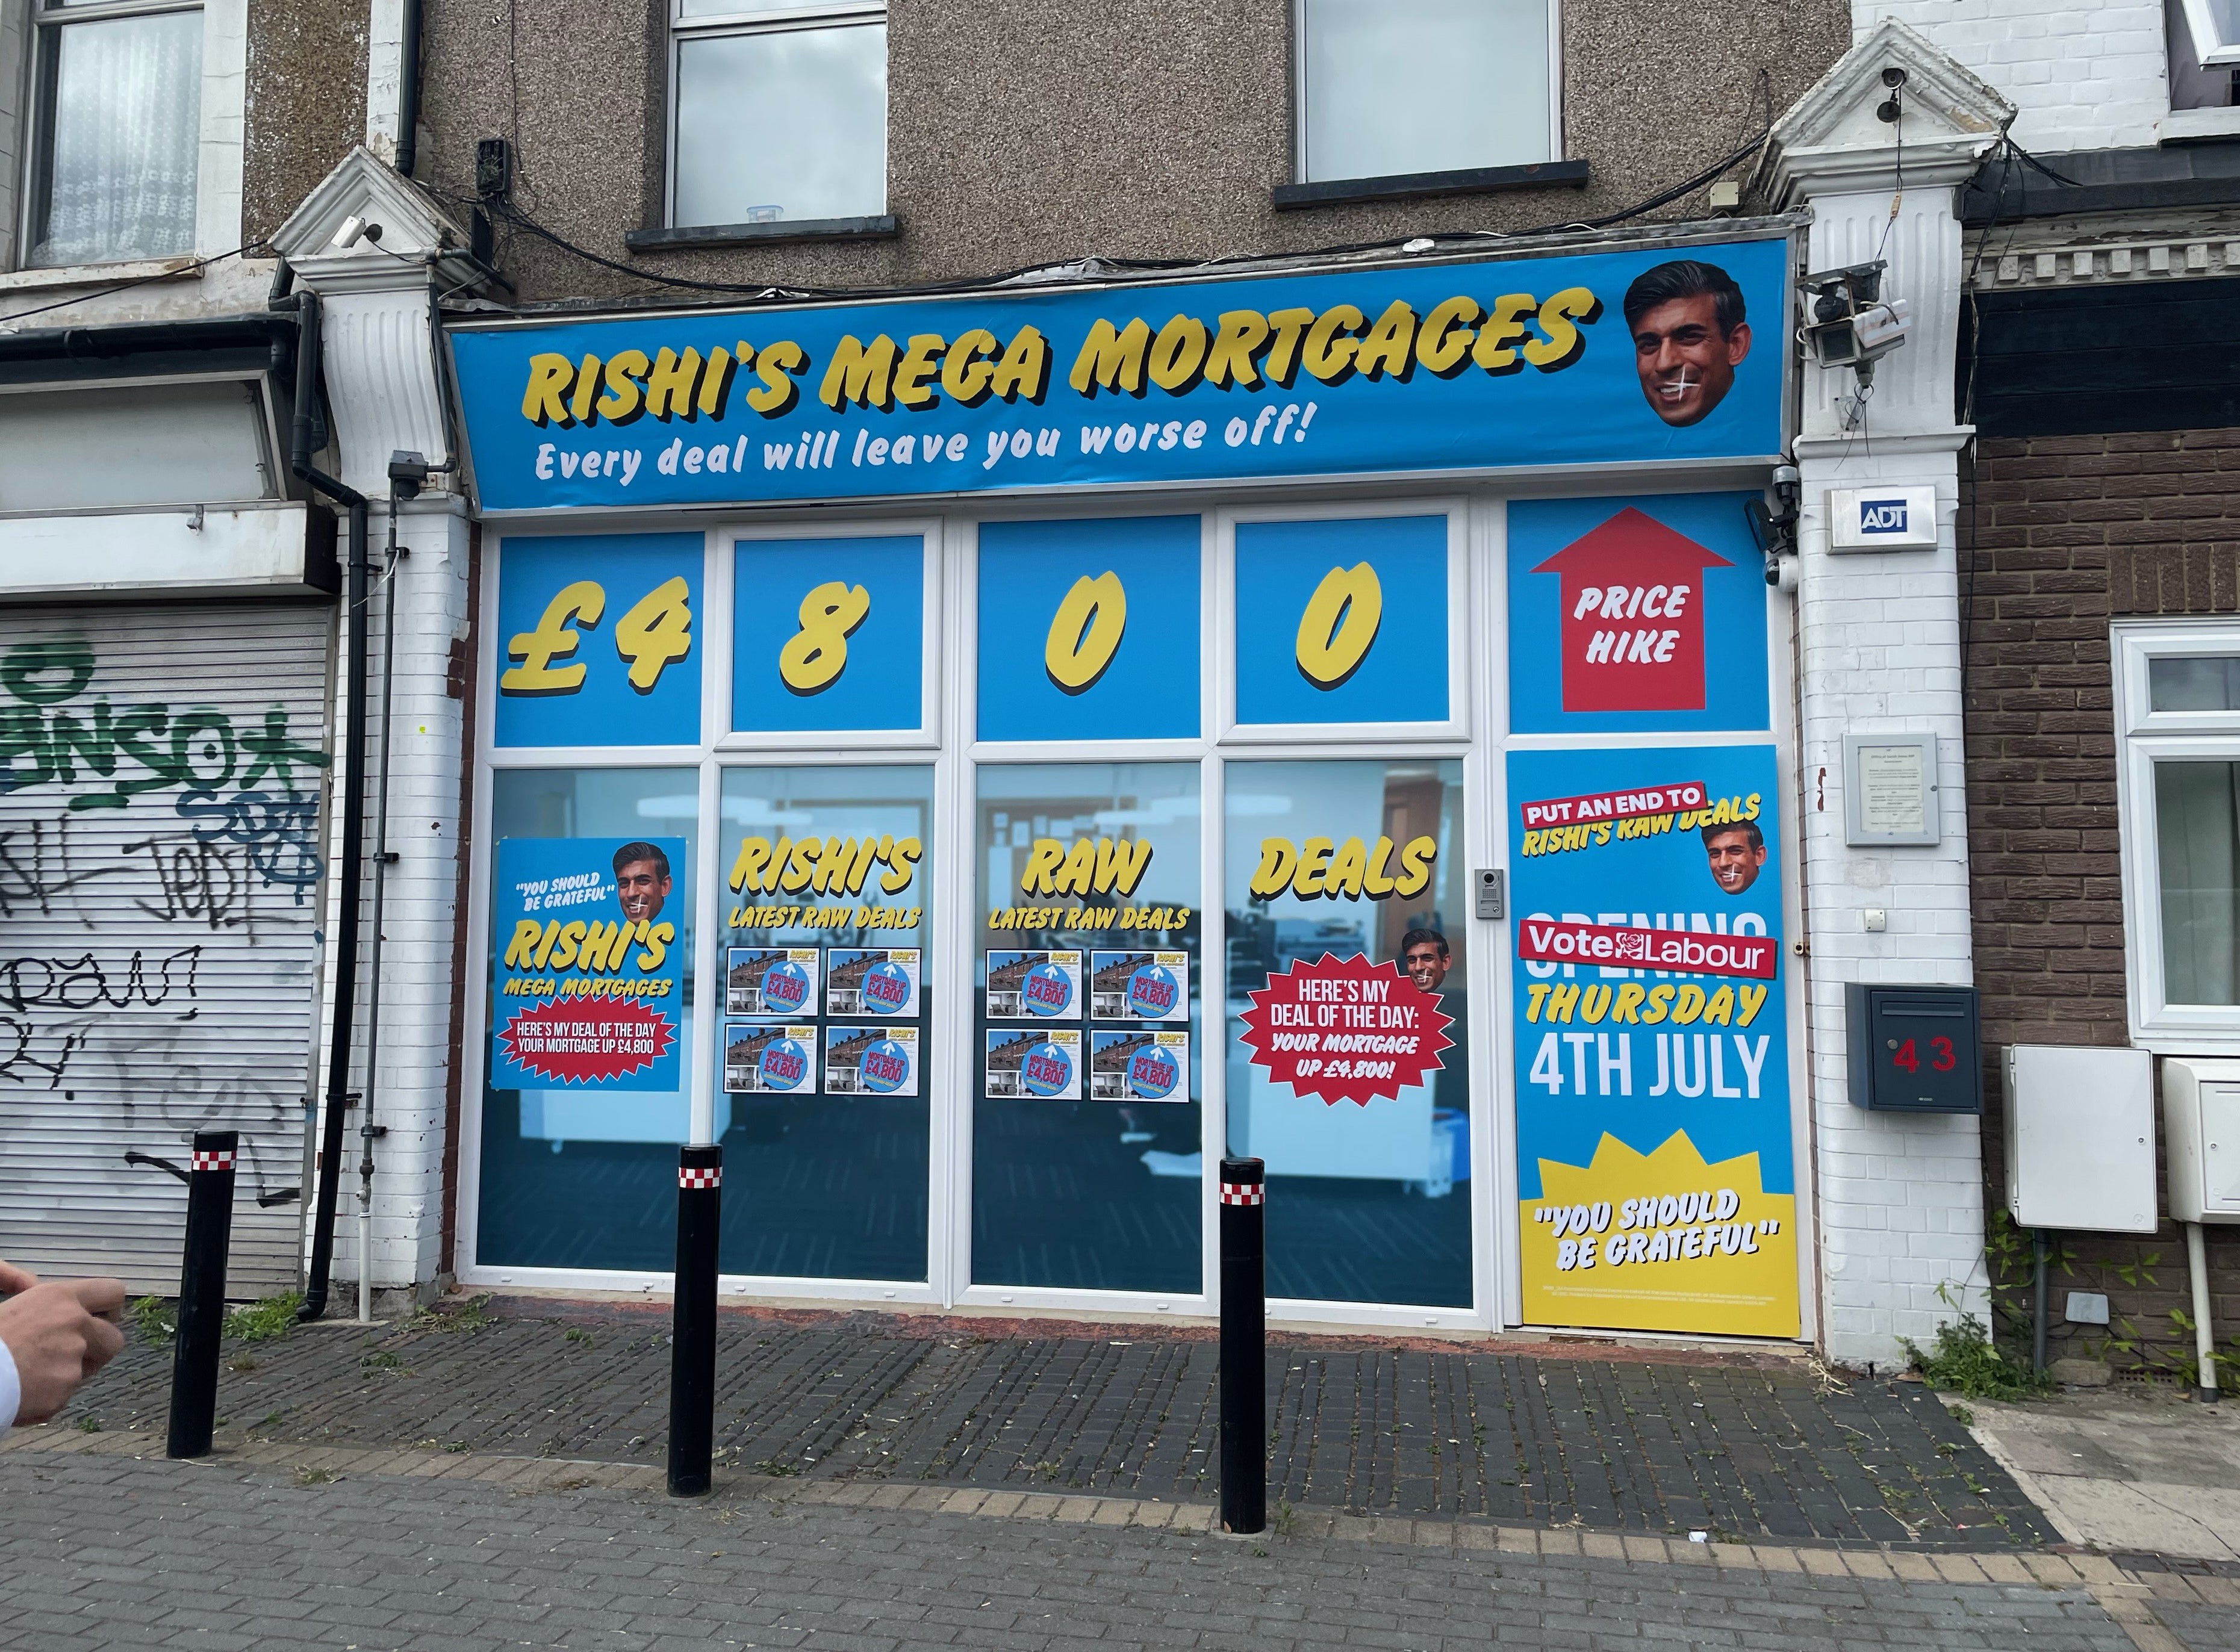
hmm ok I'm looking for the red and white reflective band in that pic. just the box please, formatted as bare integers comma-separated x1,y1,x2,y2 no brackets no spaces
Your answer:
189,1150,235,1173
1218,1182,1263,1206
678,1166,722,1190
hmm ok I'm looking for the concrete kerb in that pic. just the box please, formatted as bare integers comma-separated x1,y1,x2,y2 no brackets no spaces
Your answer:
9,1420,2236,1629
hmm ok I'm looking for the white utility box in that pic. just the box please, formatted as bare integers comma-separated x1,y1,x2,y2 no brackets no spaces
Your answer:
2163,1058,2240,1223
2005,1045,2158,1232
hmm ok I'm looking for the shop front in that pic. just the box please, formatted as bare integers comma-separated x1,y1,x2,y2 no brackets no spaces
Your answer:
444,227,1811,1338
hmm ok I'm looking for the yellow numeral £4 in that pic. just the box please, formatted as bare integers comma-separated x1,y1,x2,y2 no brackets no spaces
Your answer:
614,576,694,692
502,579,606,693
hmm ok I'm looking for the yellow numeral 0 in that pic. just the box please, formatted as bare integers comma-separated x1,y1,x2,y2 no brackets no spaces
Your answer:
501,579,606,694
779,580,871,694
1295,562,1383,688
1044,571,1127,694
615,576,694,692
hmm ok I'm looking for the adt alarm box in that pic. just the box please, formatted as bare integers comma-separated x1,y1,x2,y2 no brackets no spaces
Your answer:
1845,984,1982,1113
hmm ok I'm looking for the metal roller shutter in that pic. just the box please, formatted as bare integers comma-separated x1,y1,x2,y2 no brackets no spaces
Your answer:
0,601,334,1296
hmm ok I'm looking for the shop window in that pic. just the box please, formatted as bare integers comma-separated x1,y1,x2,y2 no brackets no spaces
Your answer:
1222,757,1470,1308
477,768,701,1274
24,0,204,267
1296,0,1552,184
973,763,1202,1296
669,0,886,229
715,765,933,1282
2115,625,2240,1044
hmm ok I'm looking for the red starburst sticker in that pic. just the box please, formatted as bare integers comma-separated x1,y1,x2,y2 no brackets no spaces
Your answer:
1237,952,1454,1107
497,995,677,1085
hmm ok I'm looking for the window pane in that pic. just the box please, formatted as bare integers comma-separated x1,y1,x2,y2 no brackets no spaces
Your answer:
1301,0,1548,182
674,23,885,226
478,769,700,1273
1223,759,1470,1308
2149,655,2240,712
974,764,1202,1295
715,764,932,1282
32,10,202,267
2158,760,2240,1005
678,0,874,15
0,382,272,511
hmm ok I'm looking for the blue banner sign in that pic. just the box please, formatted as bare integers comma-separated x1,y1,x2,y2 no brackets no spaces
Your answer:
449,240,1787,512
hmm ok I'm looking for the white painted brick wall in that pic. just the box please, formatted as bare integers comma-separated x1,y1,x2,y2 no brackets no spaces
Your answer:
1855,0,2170,152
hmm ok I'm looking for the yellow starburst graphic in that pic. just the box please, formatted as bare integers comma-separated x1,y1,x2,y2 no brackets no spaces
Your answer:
1522,1130,1798,1338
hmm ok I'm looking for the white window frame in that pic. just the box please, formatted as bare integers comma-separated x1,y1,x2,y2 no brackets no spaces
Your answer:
4,0,244,278
663,0,886,232
1291,0,1564,185
2114,620,2240,1049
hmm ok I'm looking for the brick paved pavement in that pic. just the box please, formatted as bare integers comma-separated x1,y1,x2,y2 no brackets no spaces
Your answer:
3,1447,2220,1652
61,1297,2052,1550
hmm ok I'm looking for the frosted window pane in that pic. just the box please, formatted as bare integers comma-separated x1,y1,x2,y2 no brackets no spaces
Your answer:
1301,0,1548,183
674,24,886,226
2158,760,2240,1005
31,10,203,267
2149,656,2240,712
0,382,272,511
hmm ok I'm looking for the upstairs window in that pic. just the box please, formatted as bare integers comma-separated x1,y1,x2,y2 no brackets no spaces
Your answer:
2170,0,2240,110
1297,0,1554,184
670,0,887,229
25,0,204,267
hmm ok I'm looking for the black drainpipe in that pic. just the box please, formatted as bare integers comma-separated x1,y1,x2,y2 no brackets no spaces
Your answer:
287,288,370,1323
394,0,424,178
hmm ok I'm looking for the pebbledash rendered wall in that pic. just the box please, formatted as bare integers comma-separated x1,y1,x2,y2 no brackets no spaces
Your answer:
1962,430,2240,1370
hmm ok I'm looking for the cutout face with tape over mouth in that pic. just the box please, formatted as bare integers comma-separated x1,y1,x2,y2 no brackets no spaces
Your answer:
1624,260,1751,429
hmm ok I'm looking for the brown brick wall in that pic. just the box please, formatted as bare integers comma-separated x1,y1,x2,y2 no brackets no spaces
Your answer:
1961,430,2240,1379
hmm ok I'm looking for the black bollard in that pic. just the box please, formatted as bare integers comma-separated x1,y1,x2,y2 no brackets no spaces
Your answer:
1219,1155,1266,1535
667,1143,722,1497
167,1131,238,1459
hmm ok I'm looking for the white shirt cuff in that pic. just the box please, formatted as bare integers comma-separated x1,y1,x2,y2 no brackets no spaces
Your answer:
0,1337,19,1438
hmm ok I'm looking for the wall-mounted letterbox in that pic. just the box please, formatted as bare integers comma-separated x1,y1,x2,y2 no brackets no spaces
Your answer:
1845,983,1982,1113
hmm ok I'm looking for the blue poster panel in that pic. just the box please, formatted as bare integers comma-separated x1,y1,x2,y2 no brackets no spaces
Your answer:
490,836,687,1094
977,515,1201,742
493,533,703,748
1508,744,1795,1337
731,535,923,733
452,238,1788,511
1234,515,1448,726
1507,494,1770,734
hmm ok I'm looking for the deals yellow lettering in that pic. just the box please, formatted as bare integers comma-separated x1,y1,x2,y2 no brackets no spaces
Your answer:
1248,835,1435,901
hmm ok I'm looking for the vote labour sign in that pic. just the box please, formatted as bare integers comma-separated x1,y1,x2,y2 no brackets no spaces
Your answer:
1238,951,1452,1107
1532,508,1731,713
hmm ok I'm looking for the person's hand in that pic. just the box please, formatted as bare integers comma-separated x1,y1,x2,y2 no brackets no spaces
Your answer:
0,1265,126,1426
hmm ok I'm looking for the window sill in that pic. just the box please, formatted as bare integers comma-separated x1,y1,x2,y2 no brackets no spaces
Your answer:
625,216,899,252
0,255,201,293
1272,159,1590,211
2161,105,2240,143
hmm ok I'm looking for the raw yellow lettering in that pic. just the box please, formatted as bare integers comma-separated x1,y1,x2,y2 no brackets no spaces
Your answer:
1205,310,1271,388
1055,837,1098,896
1095,837,1153,898
820,334,898,411
1354,300,1416,379
777,581,871,694
1069,317,1151,396
1295,562,1383,688
596,349,650,422
892,333,945,408
1472,293,1537,372
941,329,997,404
1394,834,1437,898
521,353,575,425
1021,837,1065,895
990,325,1048,400
1414,296,1480,374
1146,314,1209,393
644,347,704,420
501,579,605,694
1523,286,1598,370
745,341,804,415
614,576,692,691
1249,837,1296,898
1044,572,1126,692
1301,304,1364,382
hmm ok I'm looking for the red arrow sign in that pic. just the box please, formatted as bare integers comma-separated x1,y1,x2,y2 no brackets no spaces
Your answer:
1531,507,1732,712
